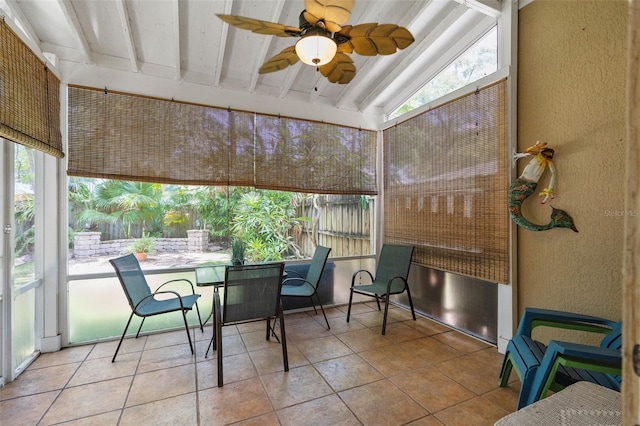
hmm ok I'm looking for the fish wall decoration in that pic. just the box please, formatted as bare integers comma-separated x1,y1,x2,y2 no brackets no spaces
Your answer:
508,142,578,232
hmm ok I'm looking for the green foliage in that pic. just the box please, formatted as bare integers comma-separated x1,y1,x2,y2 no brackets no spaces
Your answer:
76,180,164,238
231,190,301,261
230,237,246,263
69,179,305,260
126,236,156,254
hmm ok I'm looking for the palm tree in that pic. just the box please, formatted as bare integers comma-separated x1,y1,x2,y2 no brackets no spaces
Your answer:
77,180,163,238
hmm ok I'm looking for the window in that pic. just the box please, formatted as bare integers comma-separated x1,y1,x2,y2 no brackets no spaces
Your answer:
389,26,498,120
66,180,373,343
383,79,509,284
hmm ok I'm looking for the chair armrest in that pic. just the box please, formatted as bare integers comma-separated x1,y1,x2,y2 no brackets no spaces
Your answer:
351,270,374,287
158,278,198,295
133,290,185,312
282,277,311,287
516,307,618,337
385,276,409,293
284,269,304,279
547,340,622,368
527,340,622,405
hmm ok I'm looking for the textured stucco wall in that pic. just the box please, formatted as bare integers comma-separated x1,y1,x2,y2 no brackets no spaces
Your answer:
517,0,627,343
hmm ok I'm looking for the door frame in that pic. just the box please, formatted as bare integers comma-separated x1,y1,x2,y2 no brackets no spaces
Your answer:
623,1,640,423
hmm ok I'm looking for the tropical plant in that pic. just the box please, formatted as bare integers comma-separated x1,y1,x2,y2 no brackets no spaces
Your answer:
230,237,246,264
14,193,35,256
126,235,156,254
231,190,302,261
76,180,163,238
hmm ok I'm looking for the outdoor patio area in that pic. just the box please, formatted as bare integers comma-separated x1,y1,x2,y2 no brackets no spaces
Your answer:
67,249,231,275
0,302,519,425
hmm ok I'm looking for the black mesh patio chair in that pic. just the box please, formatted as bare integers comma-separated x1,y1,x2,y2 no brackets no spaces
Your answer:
213,262,288,387
109,253,203,362
281,245,332,329
346,244,415,335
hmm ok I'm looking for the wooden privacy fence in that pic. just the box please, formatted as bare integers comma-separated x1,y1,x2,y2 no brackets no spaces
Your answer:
293,195,373,257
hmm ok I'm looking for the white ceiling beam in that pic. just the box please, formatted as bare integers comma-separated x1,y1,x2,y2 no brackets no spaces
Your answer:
213,0,234,87
356,4,469,112
278,64,302,98
1,0,63,76
4,0,40,48
307,0,412,103
378,14,496,117
452,0,501,17
114,0,138,73
335,0,453,109
172,0,181,80
247,0,286,93
57,0,93,64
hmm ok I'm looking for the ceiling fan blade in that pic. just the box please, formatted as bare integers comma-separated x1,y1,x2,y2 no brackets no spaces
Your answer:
259,46,300,74
217,14,301,37
338,23,415,56
319,52,356,84
303,0,354,33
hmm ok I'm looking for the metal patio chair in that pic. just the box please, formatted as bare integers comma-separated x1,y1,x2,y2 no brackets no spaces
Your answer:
212,262,288,387
346,244,415,335
281,245,332,329
109,253,203,362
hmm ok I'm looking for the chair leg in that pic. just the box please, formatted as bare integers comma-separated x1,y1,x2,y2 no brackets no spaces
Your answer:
347,289,354,323
308,296,318,315
113,312,136,363
266,318,271,341
205,336,215,358
135,317,146,338
499,357,512,386
194,301,204,332
181,310,195,355
209,297,218,358
405,284,417,321
375,296,381,311
381,293,391,335
279,310,289,372
314,293,330,330
216,319,224,387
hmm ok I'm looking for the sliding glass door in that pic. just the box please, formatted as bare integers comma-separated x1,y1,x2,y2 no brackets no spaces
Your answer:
1,139,40,383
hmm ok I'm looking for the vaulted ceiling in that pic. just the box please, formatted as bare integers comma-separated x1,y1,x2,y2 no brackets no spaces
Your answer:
1,0,502,127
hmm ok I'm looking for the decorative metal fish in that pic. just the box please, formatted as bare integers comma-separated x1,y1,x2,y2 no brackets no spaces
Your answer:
508,142,578,232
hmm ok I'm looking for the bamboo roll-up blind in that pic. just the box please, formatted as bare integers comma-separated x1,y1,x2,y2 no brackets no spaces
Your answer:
68,86,252,186
254,114,377,195
68,85,377,195
383,79,509,283
0,19,63,158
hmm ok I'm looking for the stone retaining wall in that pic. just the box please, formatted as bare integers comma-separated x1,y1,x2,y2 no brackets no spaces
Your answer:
73,230,209,258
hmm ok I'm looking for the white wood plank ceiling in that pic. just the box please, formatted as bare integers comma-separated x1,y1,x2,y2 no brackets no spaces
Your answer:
1,0,501,127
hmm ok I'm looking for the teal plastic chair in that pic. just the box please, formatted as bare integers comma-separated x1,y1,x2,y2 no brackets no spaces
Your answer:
109,253,203,362
499,307,621,409
346,244,415,335
281,246,332,329
213,262,288,387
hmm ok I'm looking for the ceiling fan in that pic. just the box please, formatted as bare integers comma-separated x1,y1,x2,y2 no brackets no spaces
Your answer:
217,0,415,84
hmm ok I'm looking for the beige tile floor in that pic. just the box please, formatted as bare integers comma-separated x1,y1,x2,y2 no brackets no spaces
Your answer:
0,302,520,425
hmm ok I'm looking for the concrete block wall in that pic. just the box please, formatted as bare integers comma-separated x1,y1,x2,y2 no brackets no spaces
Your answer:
73,230,209,258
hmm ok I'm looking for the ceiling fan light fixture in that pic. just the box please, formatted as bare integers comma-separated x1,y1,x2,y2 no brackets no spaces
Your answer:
295,34,337,66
